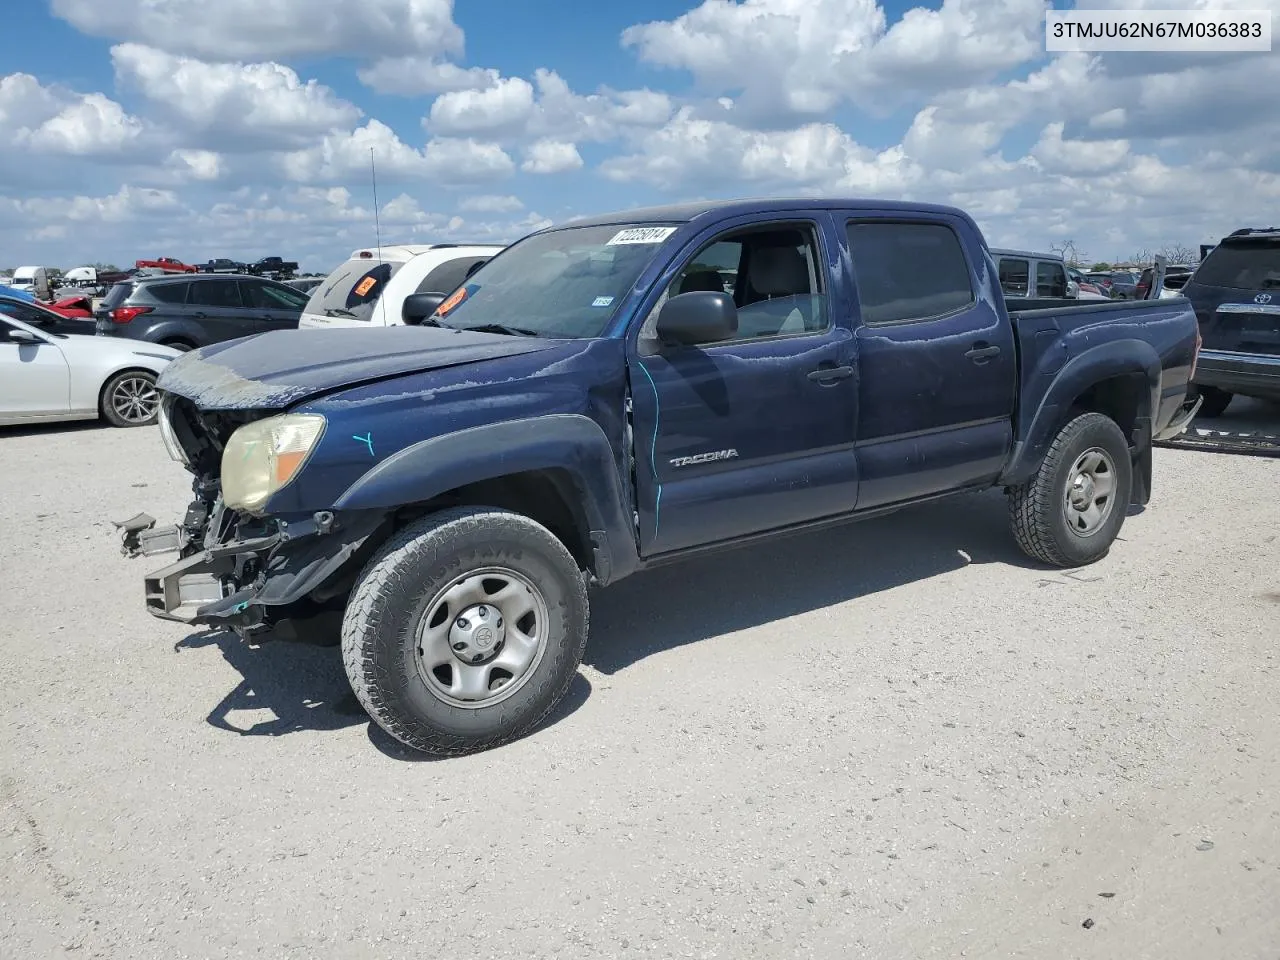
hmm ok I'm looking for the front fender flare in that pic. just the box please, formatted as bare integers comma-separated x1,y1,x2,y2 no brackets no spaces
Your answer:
332,414,640,583
1001,339,1161,487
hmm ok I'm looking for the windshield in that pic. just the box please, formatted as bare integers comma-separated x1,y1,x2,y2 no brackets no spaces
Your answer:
435,224,678,338
1193,239,1280,291
304,258,405,321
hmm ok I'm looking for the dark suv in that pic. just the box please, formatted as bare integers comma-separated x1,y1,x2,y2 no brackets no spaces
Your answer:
1181,227,1280,416
96,274,309,351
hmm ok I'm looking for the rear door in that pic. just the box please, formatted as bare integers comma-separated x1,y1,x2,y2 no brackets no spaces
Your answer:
844,216,1017,509
187,278,257,343
1185,235,1280,355
627,213,859,556
240,279,308,333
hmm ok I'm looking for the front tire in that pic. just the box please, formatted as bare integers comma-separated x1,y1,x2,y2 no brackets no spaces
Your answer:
100,370,160,427
341,507,589,756
1008,412,1132,567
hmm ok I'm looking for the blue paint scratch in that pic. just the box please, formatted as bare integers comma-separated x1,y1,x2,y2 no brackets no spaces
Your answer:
353,433,374,457
637,361,662,536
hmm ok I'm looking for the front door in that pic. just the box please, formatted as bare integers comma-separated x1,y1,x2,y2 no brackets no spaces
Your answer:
240,279,308,333
627,215,859,556
0,320,69,418
842,216,1017,509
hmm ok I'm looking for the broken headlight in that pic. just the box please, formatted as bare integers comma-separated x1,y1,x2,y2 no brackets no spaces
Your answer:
156,397,189,466
221,414,326,515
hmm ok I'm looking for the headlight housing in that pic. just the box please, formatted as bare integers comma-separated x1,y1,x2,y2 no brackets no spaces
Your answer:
156,396,189,467
221,414,326,515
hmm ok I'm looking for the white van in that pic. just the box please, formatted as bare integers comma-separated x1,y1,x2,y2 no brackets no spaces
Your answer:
10,266,52,299
299,243,504,329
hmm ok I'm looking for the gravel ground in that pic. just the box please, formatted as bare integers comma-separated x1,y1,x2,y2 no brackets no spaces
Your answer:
2,406,1278,960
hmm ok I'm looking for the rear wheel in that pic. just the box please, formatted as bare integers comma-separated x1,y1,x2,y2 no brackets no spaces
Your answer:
1194,386,1233,418
101,370,160,427
160,338,195,352
1008,412,1132,567
341,507,588,757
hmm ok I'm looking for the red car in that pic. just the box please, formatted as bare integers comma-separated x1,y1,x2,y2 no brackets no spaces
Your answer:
49,294,95,318
135,256,198,274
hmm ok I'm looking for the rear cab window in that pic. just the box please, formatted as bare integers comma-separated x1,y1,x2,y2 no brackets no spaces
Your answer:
847,221,975,324
1035,261,1067,298
304,258,404,322
997,258,1030,298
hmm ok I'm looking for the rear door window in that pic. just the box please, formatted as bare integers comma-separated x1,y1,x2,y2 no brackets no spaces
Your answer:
148,282,190,304
1193,241,1280,291
1035,262,1067,298
192,279,243,308
997,258,1030,297
848,222,975,324
304,258,404,322
242,280,309,310
416,256,492,295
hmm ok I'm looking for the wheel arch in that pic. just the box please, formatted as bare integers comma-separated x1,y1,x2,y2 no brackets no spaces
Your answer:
1002,339,1161,496
330,414,641,584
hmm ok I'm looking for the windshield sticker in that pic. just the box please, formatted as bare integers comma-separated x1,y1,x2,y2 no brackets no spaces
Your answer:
606,227,677,246
592,296,615,307
353,276,377,297
436,285,470,317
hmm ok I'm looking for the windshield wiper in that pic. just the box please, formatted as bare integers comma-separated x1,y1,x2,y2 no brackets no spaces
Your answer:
458,322,539,337
324,307,359,318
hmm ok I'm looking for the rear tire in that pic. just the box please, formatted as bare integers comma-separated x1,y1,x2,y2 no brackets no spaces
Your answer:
160,339,195,352
1194,386,1233,418
100,370,161,427
1008,412,1132,567
340,507,589,757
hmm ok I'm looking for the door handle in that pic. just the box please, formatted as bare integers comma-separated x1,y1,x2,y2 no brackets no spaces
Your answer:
965,343,1001,362
191,311,207,319
808,365,854,383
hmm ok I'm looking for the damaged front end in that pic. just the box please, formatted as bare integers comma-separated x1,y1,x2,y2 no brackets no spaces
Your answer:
121,394,387,637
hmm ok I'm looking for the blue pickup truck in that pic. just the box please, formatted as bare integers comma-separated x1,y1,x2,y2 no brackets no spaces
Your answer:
126,198,1201,756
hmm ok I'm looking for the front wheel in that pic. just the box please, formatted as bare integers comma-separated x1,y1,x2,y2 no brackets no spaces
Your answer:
101,370,160,427
1008,412,1133,567
341,507,589,756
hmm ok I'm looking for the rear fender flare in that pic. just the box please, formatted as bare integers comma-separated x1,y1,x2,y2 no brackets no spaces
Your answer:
1001,339,1161,487
144,319,206,346
332,414,640,583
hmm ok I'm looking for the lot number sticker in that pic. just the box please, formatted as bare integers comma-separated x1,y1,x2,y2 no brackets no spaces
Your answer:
606,227,677,245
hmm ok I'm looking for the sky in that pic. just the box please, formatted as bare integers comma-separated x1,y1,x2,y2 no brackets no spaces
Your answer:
1,0,1278,273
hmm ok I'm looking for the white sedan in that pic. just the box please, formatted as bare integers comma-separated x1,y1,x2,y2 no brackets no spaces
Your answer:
0,313,180,428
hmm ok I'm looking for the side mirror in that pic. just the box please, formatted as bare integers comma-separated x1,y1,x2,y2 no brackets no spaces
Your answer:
655,291,738,346
1066,279,1079,298
9,328,43,344
402,292,446,325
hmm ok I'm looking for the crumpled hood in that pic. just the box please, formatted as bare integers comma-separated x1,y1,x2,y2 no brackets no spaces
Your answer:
157,326,559,410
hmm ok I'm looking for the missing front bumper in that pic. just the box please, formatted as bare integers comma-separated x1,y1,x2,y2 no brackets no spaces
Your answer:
142,511,386,627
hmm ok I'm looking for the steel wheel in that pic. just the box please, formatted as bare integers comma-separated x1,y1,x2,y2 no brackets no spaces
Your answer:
110,375,160,424
1062,446,1116,536
414,566,550,709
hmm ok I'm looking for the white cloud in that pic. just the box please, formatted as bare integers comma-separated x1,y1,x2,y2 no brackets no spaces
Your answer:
359,59,500,97
0,73,146,158
521,140,583,174
601,107,920,194
0,185,183,226
1030,123,1130,176
427,76,536,136
458,194,524,213
166,148,225,181
622,0,1045,122
424,68,673,144
53,0,464,61
112,44,360,148
279,120,515,185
